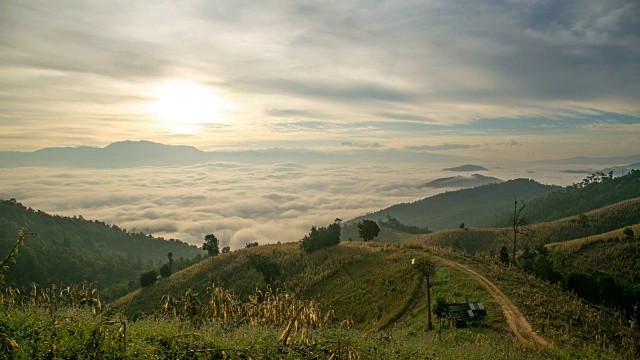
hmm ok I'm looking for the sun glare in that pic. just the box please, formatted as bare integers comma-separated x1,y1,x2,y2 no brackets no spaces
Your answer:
151,80,234,134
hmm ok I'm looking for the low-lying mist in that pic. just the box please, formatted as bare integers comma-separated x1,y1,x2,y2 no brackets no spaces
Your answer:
0,162,585,249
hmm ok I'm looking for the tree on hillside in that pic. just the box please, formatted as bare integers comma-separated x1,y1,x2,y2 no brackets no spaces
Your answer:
245,242,259,248
167,252,173,271
300,220,341,252
510,197,527,265
378,215,430,234
623,227,635,241
433,297,448,320
0,226,35,286
413,256,436,330
221,246,231,253
247,253,281,283
139,270,157,288
203,234,220,256
159,263,172,278
499,245,510,265
576,213,591,240
357,219,380,242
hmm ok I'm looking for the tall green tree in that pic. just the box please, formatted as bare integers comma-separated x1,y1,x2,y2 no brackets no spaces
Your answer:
357,219,380,242
203,234,220,256
167,252,173,271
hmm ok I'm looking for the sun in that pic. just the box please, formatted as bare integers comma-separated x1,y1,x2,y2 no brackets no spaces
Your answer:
150,80,234,134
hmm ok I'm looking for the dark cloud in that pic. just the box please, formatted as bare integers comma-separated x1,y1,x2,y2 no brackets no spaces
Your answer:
378,112,433,122
266,108,327,119
501,140,521,147
249,79,419,103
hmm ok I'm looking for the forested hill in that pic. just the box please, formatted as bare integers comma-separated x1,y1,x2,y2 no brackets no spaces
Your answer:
352,179,560,231
351,170,640,232
0,199,205,299
509,169,640,226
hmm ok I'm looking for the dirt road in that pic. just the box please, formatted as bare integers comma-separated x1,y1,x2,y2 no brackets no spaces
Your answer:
435,256,550,347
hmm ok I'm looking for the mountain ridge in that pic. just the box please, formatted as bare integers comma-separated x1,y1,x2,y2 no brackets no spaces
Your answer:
0,140,471,168
419,174,502,189
351,178,560,231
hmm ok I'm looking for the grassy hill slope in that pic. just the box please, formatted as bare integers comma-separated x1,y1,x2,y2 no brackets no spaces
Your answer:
429,247,640,357
547,224,640,252
407,200,640,326
411,197,640,254
111,242,422,330
110,240,640,358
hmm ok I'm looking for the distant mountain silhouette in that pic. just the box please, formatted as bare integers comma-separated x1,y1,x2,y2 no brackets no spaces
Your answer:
420,174,501,189
561,162,640,175
541,155,640,165
0,141,211,168
0,140,471,168
442,164,489,172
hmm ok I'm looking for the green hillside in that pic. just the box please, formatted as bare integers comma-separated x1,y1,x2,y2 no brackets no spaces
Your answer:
519,169,640,225
111,242,421,330
0,199,205,300
105,240,640,358
352,169,640,233
353,178,560,231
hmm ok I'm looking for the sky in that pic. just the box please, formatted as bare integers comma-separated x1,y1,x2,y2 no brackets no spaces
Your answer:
1,0,639,160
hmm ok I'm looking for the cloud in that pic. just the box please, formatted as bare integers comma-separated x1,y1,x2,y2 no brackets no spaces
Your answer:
341,142,384,149
501,140,521,147
266,108,328,119
0,161,592,250
405,144,480,151
269,121,347,133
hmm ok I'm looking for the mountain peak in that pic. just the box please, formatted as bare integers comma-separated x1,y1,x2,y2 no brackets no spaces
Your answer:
105,140,200,151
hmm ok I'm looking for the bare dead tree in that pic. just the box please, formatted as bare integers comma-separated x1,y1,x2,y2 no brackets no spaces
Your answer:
511,197,527,264
413,256,436,330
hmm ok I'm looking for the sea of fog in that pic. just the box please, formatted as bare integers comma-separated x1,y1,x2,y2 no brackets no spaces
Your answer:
0,162,587,249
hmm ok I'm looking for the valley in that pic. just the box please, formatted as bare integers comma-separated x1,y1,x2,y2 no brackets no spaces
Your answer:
1,169,639,358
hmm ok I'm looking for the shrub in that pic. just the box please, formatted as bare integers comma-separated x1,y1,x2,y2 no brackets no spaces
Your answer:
139,270,158,288
247,254,281,283
159,264,172,278
300,220,341,253
433,297,448,319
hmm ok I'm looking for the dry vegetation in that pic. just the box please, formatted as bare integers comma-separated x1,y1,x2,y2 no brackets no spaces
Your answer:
547,224,640,252
409,197,640,254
